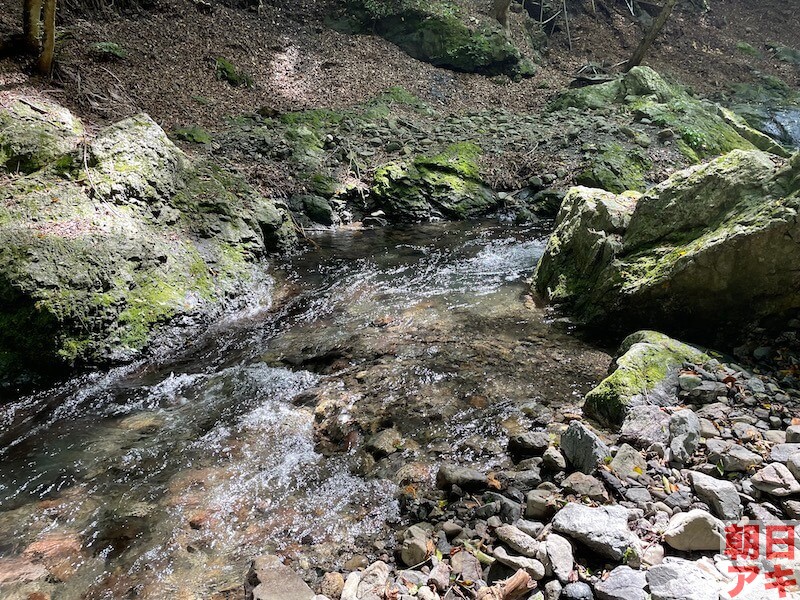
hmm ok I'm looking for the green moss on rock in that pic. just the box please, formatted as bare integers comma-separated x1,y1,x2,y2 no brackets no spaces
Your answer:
0,98,84,174
371,142,497,221
533,149,800,342
576,142,652,193
584,331,709,426
352,0,534,77
550,67,756,162
0,103,295,385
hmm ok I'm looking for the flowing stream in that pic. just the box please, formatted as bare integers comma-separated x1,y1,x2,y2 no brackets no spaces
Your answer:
0,221,610,599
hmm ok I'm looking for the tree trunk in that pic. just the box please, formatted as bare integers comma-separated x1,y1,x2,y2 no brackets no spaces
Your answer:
624,0,679,72
493,0,513,31
23,0,43,53
37,0,56,75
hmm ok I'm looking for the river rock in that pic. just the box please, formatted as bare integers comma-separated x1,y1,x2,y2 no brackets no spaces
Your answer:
769,443,800,463
542,446,566,471
245,555,315,600
750,463,800,496
450,547,483,583
669,409,701,465
436,463,488,492
646,559,721,600
533,148,800,344
583,332,708,426
544,580,563,600
561,472,609,501
689,471,742,520
0,106,294,384
706,439,763,472
495,524,539,557
400,526,431,566
525,489,560,519
543,533,573,584
320,572,345,599
560,421,611,474
663,509,725,552
594,565,647,600
340,572,360,600
365,428,402,457
356,561,390,600
551,503,638,561
562,582,593,600
370,144,498,222
427,561,451,591
788,453,800,480
0,557,48,584
492,546,545,579
610,443,647,480
786,425,800,443
508,431,550,458
620,405,671,448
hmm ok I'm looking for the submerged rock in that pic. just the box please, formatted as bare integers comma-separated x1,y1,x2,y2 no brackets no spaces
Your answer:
533,149,800,344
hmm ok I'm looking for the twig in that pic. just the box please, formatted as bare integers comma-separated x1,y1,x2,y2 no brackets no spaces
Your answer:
563,0,572,51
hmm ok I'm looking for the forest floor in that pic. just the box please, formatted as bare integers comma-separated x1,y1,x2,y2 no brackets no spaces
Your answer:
0,0,798,133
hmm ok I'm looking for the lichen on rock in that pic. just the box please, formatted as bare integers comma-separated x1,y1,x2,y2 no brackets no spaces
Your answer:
550,67,759,163
370,142,498,221
0,98,84,174
0,102,294,386
347,0,536,78
533,148,800,343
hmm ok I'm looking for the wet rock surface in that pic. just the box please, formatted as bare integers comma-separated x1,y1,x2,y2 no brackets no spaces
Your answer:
285,328,800,600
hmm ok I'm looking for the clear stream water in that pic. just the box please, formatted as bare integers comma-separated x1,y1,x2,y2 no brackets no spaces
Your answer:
0,221,610,599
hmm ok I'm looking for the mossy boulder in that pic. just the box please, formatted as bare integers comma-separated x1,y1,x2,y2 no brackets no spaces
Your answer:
584,331,709,426
0,105,294,387
350,0,534,77
532,186,638,310
576,142,652,193
371,142,497,221
533,149,800,343
551,67,759,163
549,66,676,111
0,98,84,174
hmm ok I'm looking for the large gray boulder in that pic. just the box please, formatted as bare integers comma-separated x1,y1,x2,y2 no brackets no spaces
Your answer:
533,149,800,343
0,102,294,385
